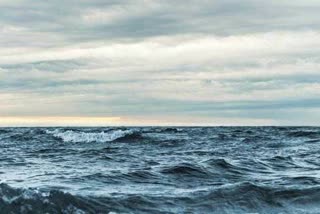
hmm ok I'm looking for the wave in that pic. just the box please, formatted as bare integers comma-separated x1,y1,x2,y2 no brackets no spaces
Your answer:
194,182,320,213
160,163,211,178
2,182,320,214
287,130,320,138
45,129,140,143
80,170,160,184
0,183,102,214
0,129,10,134
159,127,183,133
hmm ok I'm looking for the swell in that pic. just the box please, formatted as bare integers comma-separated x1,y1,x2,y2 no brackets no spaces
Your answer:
287,130,320,138
194,182,320,213
160,162,211,178
164,159,251,177
158,159,245,181
1,182,320,214
79,170,160,184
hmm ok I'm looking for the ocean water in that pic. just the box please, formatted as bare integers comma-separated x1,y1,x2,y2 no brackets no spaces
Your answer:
0,127,320,214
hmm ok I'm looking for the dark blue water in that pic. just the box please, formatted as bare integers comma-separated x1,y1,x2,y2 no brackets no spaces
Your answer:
1,127,320,213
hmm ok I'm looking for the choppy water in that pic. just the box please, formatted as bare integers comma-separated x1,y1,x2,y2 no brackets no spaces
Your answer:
1,127,320,213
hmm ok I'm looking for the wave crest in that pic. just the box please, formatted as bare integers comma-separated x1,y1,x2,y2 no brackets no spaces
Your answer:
45,129,135,143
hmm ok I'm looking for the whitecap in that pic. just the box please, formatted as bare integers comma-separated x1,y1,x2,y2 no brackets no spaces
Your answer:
45,129,133,143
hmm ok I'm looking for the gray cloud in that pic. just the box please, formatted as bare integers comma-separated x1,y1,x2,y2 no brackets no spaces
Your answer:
1,0,320,125
1,0,320,42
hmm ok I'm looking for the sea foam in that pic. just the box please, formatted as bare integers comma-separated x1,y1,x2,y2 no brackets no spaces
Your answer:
46,129,133,143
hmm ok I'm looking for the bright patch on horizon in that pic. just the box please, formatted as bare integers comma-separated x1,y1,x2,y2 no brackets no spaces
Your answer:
0,117,121,126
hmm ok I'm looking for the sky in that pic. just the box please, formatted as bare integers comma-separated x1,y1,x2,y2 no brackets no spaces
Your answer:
1,0,320,126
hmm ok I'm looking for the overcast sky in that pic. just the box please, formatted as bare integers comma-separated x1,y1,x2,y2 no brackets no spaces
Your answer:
1,0,320,126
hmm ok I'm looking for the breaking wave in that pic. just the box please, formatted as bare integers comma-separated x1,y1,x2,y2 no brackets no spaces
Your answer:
45,129,138,143
0,183,91,214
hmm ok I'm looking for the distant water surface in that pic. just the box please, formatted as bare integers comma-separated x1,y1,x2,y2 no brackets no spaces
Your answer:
1,127,320,213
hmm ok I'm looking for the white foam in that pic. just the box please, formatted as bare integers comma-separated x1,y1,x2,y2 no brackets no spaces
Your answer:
45,129,132,143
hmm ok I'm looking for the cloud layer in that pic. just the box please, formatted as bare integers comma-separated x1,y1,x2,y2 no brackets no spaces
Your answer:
1,0,320,125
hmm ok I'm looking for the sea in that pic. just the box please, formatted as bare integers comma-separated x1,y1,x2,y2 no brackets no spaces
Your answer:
0,127,320,214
